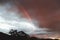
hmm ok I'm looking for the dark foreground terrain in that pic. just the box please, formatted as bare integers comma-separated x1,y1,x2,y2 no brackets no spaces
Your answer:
0,32,58,40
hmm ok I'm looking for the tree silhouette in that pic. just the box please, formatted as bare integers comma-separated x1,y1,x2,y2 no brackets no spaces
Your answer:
9,29,18,36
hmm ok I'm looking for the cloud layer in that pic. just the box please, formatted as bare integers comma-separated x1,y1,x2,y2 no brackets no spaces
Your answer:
0,2,49,35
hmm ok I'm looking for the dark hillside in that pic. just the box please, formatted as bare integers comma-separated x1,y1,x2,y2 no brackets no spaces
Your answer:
0,32,57,40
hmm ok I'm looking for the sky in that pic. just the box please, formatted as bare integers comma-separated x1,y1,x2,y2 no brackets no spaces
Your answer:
16,0,60,38
0,2,50,36
0,0,60,38
17,0,60,32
